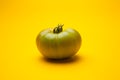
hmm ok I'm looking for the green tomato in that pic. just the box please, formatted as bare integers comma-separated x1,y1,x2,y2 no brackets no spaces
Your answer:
36,24,82,59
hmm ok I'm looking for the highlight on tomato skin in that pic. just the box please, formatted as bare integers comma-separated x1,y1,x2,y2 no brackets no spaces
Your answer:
36,24,82,59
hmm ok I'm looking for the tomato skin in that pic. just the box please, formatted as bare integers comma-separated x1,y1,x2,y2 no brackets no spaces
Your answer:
36,28,82,59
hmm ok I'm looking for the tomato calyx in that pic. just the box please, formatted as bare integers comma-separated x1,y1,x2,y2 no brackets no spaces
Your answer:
53,24,64,33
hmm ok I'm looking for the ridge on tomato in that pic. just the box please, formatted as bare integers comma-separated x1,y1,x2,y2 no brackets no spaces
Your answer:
36,24,82,59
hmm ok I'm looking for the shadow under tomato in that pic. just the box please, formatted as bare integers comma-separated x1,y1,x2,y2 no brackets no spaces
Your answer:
40,55,83,64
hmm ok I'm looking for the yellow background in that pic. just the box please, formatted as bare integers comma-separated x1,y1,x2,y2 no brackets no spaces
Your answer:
0,0,120,80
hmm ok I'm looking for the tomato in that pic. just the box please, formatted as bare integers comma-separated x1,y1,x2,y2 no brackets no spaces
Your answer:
36,24,82,59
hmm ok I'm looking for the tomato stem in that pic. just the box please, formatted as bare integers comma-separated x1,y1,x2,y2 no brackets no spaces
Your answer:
53,24,64,33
